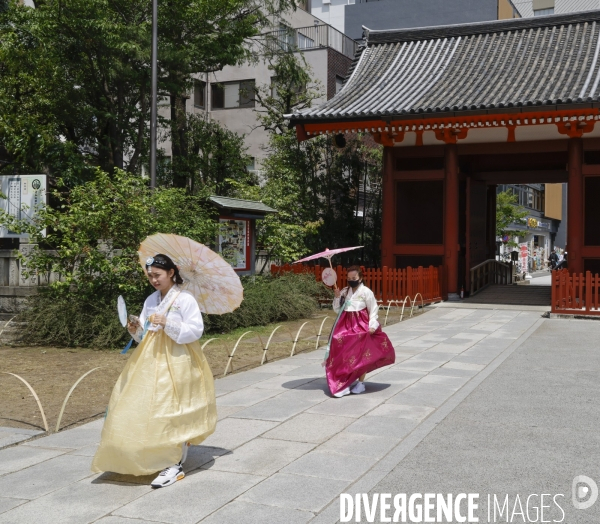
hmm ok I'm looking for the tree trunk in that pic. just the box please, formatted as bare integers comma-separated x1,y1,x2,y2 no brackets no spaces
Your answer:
170,93,189,188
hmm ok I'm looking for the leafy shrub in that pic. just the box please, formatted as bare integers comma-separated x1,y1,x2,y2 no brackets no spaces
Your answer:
20,272,331,348
20,289,131,348
204,273,331,334
6,169,332,348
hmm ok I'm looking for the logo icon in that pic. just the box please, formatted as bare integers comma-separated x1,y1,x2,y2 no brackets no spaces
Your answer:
31,179,41,190
572,475,598,510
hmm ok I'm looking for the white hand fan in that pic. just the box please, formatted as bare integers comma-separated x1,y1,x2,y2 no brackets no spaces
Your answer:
117,296,128,327
322,267,337,287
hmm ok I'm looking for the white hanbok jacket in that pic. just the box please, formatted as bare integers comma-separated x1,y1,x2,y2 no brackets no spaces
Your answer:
332,283,380,331
132,285,203,345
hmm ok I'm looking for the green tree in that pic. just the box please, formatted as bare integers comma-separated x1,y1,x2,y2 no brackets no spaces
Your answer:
0,169,218,346
253,48,322,135
0,0,296,182
244,47,383,269
165,114,255,195
496,189,528,249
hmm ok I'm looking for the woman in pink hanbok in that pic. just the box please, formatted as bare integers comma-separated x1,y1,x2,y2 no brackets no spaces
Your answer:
324,266,395,397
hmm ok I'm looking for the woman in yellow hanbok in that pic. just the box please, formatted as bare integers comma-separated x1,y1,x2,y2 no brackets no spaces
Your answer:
91,254,217,488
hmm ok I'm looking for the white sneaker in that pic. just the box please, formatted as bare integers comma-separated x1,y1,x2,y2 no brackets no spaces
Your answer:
351,381,366,394
181,442,190,464
333,387,351,398
150,464,185,489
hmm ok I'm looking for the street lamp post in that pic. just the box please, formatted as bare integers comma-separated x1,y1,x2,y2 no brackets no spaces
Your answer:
149,0,158,190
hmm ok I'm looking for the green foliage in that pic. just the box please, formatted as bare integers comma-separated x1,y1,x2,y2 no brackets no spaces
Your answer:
165,115,255,195
19,272,329,348
0,0,296,179
2,169,217,346
253,49,322,134
243,47,383,269
204,273,330,334
5,169,327,348
496,189,528,240
8,169,217,299
248,130,382,269
20,290,132,348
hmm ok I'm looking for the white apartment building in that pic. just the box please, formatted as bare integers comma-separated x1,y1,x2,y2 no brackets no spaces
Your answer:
310,0,352,35
169,8,357,175
513,0,600,16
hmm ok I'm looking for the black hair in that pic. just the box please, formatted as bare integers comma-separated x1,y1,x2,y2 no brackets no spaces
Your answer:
146,253,184,284
347,265,363,279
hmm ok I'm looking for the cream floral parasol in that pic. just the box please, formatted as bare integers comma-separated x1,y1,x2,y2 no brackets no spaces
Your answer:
138,233,243,314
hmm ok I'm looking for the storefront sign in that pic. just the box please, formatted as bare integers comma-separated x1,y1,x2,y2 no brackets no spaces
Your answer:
527,217,550,230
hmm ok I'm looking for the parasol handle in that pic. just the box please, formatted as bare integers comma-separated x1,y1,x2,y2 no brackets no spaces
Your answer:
327,256,338,291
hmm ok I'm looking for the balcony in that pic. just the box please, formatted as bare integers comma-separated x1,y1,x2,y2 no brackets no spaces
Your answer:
265,24,358,60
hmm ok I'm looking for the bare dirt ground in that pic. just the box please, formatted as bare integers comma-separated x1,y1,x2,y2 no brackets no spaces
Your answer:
0,306,417,433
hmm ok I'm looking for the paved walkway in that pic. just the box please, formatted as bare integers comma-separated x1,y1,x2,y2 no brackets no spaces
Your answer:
0,307,548,523
368,316,600,523
0,427,43,449
463,284,551,306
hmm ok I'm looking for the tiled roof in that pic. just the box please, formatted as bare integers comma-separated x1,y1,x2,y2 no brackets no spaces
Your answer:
208,196,277,214
290,11,600,124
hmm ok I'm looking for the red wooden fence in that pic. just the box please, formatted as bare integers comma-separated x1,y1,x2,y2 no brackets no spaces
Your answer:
551,269,600,316
271,264,445,305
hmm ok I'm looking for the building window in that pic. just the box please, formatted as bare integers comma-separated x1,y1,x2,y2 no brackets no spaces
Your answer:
297,31,315,50
534,8,554,15
278,23,295,52
505,185,545,212
335,75,344,94
211,80,255,109
194,81,205,108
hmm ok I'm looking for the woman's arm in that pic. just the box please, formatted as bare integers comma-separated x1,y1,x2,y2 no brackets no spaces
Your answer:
129,301,148,343
365,288,380,332
164,294,204,344
333,288,346,313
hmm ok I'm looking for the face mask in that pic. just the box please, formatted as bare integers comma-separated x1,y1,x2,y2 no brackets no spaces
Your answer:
348,280,360,289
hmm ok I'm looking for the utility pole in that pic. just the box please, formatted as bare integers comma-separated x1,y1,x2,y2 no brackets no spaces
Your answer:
149,0,158,189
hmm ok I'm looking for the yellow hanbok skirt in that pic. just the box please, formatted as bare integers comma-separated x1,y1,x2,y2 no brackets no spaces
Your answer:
91,330,217,476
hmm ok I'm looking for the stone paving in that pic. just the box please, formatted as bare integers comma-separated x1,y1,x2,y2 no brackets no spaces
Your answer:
0,427,43,449
462,283,551,306
0,306,546,524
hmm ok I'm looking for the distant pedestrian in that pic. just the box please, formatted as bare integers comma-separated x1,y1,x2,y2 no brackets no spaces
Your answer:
557,251,568,270
323,266,395,397
549,249,558,270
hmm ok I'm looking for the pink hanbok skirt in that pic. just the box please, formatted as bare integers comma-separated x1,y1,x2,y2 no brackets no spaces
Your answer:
325,308,395,395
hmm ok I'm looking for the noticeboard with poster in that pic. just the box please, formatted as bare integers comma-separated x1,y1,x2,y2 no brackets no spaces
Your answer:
218,218,250,271
0,175,47,238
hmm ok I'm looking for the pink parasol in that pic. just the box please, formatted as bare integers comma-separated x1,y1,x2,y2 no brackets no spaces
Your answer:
293,246,363,289
293,246,363,264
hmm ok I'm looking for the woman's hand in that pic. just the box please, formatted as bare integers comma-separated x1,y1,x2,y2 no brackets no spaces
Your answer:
334,288,341,298
127,318,140,335
369,328,375,335
150,313,167,327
